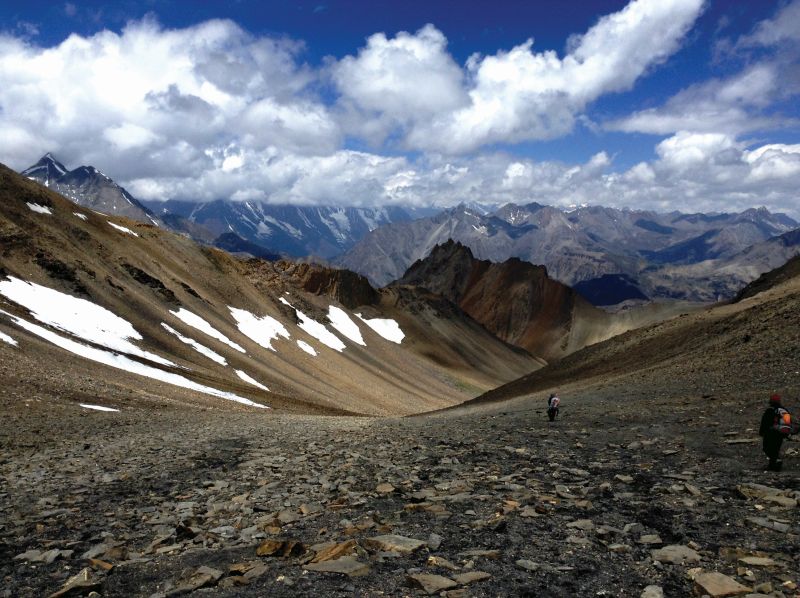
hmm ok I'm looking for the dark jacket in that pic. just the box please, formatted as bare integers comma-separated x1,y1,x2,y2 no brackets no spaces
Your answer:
760,405,782,437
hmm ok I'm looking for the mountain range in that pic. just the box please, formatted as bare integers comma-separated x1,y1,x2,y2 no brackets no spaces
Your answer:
18,154,800,305
337,202,800,302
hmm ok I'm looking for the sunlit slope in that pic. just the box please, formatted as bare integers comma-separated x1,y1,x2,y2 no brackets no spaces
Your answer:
0,164,538,416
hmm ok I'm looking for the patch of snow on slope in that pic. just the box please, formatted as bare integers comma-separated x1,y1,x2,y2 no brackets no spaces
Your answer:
0,309,267,408
27,203,52,214
280,298,345,352
73,212,88,221
161,323,227,365
108,222,139,236
0,331,17,346
80,404,119,412
0,276,174,365
356,314,405,344
328,306,365,346
171,308,245,353
229,307,290,351
235,370,269,391
296,340,317,356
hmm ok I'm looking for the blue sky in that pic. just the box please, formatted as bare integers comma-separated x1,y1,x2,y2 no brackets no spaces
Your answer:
1,0,799,216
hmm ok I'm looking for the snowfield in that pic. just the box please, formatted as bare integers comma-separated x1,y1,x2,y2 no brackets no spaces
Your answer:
229,306,290,351
356,314,405,344
0,330,17,346
235,370,269,392
171,308,245,353
26,203,52,215
108,222,139,236
328,306,366,346
0,308,267,408
280,297,346,352
161,323,227,365
0,276,174,366
80,404,119,412
296,340,317,356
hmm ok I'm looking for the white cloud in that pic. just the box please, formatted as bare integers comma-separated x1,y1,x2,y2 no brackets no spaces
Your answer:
0,2,798,219
0,18,339,179
609,64,786,136
737,0,800,48
327,0,704,153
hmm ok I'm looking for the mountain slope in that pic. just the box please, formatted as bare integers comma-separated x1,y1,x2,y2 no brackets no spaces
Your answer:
0,163,538,416
466,254,800,409
395,240,612,360
22,154,159,225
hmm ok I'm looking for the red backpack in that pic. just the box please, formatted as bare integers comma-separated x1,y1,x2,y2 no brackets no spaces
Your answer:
773,407,793,435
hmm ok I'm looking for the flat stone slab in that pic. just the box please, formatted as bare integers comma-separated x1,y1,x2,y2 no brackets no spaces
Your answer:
303,556,370,577
693,572,751,597
408,573,458,594
453,571,491,585
738,556,776,567
365,534,426,554
651,544,701,564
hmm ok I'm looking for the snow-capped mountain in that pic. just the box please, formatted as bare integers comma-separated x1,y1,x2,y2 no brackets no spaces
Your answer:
146,199,414,258
21,154,158,225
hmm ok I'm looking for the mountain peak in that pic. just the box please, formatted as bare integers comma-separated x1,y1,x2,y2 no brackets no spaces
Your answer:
21,153,68,185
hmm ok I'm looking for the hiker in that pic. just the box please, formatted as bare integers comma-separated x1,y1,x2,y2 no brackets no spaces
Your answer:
547,392,560,422
759,394,795,471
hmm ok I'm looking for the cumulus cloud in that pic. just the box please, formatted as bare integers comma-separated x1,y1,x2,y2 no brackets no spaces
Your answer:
335,0,705,152
609,65,783,135
612,0,800,137
0,18,339,180
1,1,798,219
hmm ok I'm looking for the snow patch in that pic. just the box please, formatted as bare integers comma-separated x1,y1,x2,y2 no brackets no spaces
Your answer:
161,323,227,365
73,212,88,221
26,203,52,215
356,314,405,344
280,298,345,352
296,340,317,356
108,222,139,237
0,331,17,346
0,276,174,366
171,308,245,353
327,306,365,346
235,370,269,391
0,309,267,408
229,307,290,351
80,404,119,412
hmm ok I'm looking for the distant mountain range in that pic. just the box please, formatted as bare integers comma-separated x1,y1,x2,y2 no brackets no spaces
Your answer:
20,154,421,260
144,198,416,259
337,202,800,302
18,154,800,304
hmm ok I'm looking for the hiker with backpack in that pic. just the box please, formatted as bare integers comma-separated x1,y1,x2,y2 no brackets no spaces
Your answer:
547,392,560,422
759,394,797,471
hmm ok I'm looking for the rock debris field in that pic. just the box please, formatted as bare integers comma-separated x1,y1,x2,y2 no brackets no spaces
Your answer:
1,388,799,597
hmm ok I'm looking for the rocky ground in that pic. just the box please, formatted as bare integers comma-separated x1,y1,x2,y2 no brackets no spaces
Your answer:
2,384,799,597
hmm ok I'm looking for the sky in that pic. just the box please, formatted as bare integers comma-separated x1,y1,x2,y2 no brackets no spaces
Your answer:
0,0,799,216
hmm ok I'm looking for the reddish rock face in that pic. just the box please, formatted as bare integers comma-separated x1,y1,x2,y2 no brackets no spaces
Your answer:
395,240,602,360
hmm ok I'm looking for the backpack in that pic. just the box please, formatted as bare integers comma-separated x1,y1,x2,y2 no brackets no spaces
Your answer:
773,407,792,435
